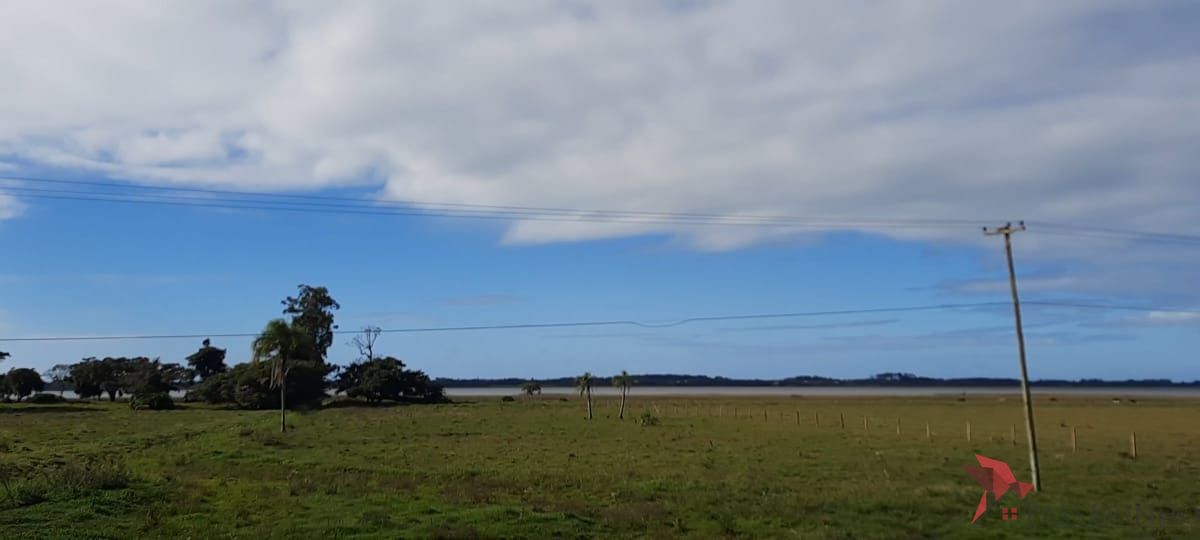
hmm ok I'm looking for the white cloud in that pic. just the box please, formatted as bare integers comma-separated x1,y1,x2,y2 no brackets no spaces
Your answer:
0,192,24,219
0,1,1197,270
1143,311,1200,325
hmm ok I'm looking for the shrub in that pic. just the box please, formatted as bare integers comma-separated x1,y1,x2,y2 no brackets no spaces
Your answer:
28,393,66,404
129,392,174,410
637,412,660,426
501,396,515,402
190,361,332,410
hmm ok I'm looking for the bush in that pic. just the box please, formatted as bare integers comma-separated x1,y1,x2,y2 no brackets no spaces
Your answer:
190,361,332,410
28,393,66,404
129,392,174,410
637,412,660,426
501,396,515,402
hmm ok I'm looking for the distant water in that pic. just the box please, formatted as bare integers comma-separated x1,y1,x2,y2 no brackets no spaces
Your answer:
443,386,1200,398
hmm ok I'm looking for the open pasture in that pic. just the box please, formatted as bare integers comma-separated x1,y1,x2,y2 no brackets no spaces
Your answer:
0,394,1197,538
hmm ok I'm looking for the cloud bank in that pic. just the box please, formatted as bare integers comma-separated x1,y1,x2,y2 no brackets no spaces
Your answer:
1,1,1197,281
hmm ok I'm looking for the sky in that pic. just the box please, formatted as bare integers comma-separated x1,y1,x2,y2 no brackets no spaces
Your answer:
0,1,1198,380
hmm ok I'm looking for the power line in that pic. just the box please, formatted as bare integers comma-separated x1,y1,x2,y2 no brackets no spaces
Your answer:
1023,301,1200,314
1,300,1194,343
0,187,985,230
0,175,995,230
4,175,1198,243
1,175,995,225
1031,221,1200,243
0,302,1011,342
1026,222,1200,246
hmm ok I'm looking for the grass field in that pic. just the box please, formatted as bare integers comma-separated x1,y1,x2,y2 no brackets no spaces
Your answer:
0,394,1197,539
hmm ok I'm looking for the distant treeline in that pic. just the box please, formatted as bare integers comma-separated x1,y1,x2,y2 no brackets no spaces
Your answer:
435,372,1200,388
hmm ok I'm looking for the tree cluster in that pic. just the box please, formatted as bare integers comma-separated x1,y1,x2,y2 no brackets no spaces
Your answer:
3,285,445,424
68,357,192,403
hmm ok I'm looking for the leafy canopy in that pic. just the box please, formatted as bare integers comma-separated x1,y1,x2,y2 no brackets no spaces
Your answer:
4,367,44,400
281,284,340,362
335,357,444,403
186,338,228,380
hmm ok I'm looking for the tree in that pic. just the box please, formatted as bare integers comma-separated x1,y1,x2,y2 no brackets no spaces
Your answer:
121,358,191,395
0,351,9,362
252,319,311,432
399,369,444,402
576,372,595,420
69,357,133,401
44,364,72,396
335,357,445,403
282,284,340,363
336,357,404,403
186,338,228,381
160,363,196,390
348,326,381,362
612,370,634,420
521,380,542,397
6,368,45,401
121,358,169,395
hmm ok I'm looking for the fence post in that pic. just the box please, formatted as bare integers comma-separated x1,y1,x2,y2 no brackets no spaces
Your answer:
796,410,800,425
863,415,869,434
839,413,845,429
1130,432,1138,459
815,412,821,427
926,422,931,441
1071,426,1077,453
967,421,972,442
1011,424,1016,446
896,417,901,436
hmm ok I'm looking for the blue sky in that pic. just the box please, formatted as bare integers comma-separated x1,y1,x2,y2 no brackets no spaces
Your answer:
0,1,1198,380
1,189,1195,380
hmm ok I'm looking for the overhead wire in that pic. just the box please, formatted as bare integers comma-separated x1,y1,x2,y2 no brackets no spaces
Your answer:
4,175,1198,244
0,175,994,230
0,301,1194,343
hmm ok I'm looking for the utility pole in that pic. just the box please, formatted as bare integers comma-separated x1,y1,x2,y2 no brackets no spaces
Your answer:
984,221,1041,491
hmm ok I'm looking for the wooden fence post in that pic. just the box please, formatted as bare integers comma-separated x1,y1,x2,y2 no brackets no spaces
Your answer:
896,417,901,436
1130,432,1138,459
1011,424,1016,446
966,421,972,442
925,422,931,441
839,413,845,429
1071,426,1077,453
796,410,800,425
863,415,869,434
815,412,821,427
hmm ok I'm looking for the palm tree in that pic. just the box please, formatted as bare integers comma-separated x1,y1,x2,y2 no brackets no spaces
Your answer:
612,370,633,420
576,372,594,419
252,319,306,433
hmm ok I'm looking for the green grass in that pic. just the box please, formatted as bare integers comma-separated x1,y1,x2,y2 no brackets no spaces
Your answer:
0,394,1197,538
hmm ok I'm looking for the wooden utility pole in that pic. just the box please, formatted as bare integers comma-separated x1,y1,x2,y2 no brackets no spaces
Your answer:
984,221,1041,491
